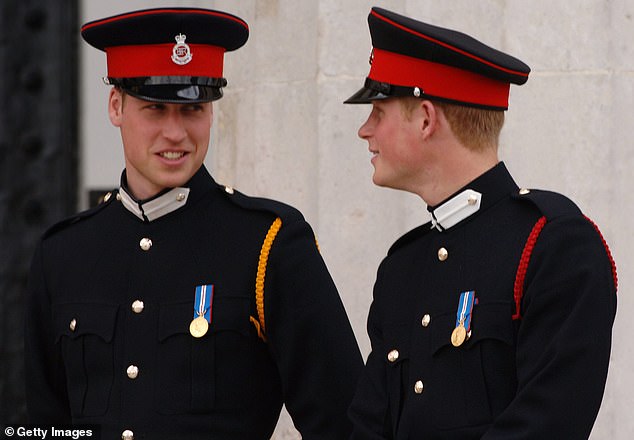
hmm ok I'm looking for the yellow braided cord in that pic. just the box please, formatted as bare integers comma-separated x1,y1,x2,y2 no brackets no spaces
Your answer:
315,236,321,253
249,316,265,341
255,217,282,341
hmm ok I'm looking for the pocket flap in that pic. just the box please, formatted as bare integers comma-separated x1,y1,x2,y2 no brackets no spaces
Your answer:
431,302,514,354
158,296,251,342
382,323,411,366
53,302,118,343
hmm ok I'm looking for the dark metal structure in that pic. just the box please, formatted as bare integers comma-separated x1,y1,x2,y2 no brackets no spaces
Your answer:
0,0,79,422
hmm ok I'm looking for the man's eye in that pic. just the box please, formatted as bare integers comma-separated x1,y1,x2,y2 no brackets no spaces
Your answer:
184,104,204,112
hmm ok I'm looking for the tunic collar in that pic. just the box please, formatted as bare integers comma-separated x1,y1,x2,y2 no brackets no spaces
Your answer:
427,162,519,231
118,166,215,222
429,189,482,231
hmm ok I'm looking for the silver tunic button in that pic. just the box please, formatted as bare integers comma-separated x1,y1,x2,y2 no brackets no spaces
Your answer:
103,192,112,202
176,192,186,202
421,314,431,327
127,365,139,380
121,430,134,440
69,318,77,332
131,300,144,314
139,238,152,251
224,185,234,194
438,247,448,261
414,380,424,394
387,349,399,363
116,193,122,201
519,188,531,195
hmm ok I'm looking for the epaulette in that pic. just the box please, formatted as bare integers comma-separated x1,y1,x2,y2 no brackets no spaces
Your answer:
387,222,433,256
511,188,581,220
42,190,117,240
510,188,617,320
215,183,305,342
511,188,581,320
215,183,304,224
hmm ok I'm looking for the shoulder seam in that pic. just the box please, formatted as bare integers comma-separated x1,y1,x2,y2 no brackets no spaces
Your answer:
216,184,303,223
388,223,433,256
42,197,115,239
512,189,581,220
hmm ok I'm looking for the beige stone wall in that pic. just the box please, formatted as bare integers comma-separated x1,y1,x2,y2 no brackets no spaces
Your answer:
81,1,633,438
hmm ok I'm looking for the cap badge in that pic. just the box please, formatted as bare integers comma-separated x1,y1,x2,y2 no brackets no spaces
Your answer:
171,33,193,65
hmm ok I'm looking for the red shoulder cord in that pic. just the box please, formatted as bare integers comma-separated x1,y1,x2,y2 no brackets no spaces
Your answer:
512,216,618,320
512,217,547,320
584,215,619,291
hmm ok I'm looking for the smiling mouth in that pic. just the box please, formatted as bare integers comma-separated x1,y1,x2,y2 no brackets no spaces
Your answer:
159,151,186,160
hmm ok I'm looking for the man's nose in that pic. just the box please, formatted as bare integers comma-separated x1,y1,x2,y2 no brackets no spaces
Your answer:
162,111,188,141
358,117,372,140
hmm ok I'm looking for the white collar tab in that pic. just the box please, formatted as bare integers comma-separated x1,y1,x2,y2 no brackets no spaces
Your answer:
118,186,191,222
430,189,482,231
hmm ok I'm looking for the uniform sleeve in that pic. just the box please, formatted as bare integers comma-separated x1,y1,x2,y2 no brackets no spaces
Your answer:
264,218,364,440
24,240,72,422
482,215,617,439
348,269,393,440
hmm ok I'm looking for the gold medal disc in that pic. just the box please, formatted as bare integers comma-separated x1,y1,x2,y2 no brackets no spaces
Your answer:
189,316,209,338
451,325,467,347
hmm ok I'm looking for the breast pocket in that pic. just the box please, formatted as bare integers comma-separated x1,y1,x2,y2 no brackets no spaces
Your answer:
430,302,515,430
155,294,253,414
53,302,118,417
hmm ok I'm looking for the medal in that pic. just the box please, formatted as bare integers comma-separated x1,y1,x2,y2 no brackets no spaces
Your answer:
189,284,214,338
190,315,209,338
451,322,467,347
451,291,476,347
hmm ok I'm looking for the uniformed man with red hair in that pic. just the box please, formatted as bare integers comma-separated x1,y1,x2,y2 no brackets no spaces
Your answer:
345,7,617,439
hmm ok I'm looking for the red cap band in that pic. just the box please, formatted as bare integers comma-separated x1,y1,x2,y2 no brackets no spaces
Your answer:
106,44,225,78
368,48,510,108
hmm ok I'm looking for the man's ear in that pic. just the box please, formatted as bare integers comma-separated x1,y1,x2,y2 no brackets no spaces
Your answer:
419,100,439,141
108,88,124,127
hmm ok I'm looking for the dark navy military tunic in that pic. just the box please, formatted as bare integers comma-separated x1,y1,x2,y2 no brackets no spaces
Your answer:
349,162,617,439
26,166,363,439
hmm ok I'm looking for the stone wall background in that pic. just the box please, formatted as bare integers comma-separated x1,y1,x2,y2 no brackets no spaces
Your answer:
3,0,629,438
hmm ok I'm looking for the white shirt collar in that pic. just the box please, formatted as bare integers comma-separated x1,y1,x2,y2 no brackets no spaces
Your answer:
118,186,191,222
430,189,482,231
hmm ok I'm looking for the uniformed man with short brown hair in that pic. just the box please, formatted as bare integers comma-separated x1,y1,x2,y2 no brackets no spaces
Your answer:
25,8,362,439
